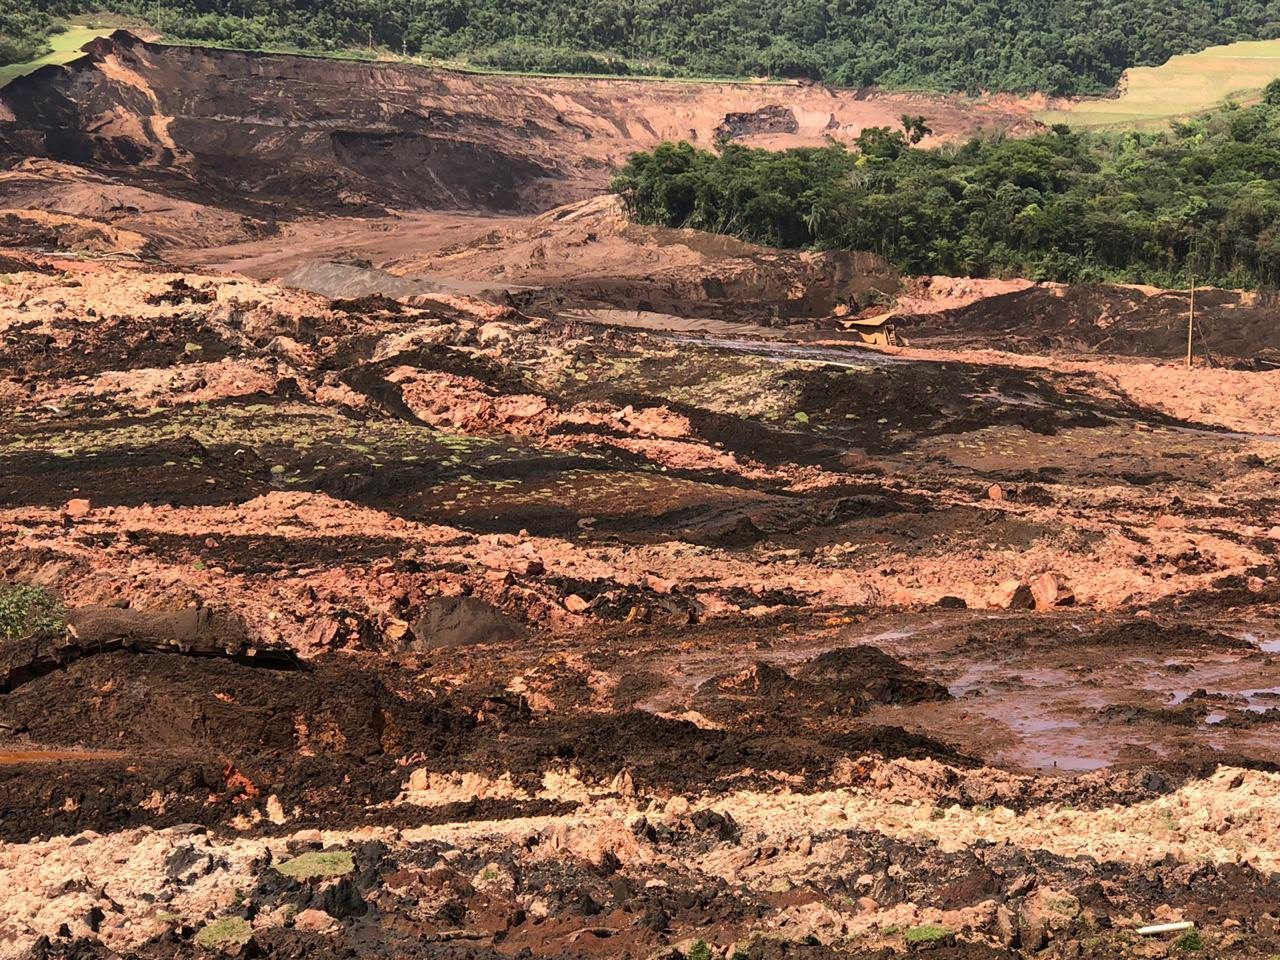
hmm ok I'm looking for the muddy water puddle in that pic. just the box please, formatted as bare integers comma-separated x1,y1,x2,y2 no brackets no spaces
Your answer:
637,610,1280,775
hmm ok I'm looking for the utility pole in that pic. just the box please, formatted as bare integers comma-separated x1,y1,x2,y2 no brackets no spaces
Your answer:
1185,276,1195,369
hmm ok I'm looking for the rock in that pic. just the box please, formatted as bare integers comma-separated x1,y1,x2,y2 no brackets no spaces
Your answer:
1029,572,1075,610
64,498,91,518
382,618,410,643
514,556,545,576
564,594,590,614
996,904,1021,948
292,908,338,934
610,769,635,796
265,795,287,825
477,322,514,345
987,483,1005,502
987,579,1034,610
935,595,967,609
408,596,527,650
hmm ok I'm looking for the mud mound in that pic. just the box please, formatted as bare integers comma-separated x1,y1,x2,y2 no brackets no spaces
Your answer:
693,647,951,726
794,645,953,705
407,596,528,650
395,196,900,324
0,651,468,760
0,605,299,692
910,282,1280,361
460,709,973,789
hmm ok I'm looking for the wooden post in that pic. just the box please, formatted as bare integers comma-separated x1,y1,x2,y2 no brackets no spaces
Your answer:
1185,277,1195,369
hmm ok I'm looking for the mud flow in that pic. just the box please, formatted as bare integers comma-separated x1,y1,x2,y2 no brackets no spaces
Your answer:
2,34,1280,960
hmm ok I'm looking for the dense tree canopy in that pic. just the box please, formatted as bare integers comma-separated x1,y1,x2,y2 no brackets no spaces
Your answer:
612,86,1280,288
10,0,1280,95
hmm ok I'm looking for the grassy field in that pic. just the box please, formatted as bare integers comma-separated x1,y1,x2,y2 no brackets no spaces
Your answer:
0,25,115,88
1039,38,1280,130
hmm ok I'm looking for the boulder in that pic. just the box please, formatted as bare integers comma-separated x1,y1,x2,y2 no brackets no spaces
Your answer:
1030,572,1075,610
987,579,1034,610
63,498,91,518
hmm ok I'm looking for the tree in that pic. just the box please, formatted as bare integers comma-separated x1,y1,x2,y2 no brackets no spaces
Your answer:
900,114,932,145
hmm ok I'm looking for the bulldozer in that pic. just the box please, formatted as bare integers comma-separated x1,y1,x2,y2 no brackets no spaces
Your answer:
832,308,908,347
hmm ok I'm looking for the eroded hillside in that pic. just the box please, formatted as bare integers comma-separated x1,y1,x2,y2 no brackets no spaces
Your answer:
0,33,1038,233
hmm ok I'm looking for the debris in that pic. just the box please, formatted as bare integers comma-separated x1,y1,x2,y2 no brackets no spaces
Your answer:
1137,921,1196,935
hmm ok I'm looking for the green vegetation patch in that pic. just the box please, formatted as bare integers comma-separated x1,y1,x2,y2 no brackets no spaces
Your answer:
0,584,66,643
905,925,954,945
615,91,1280,289
194,916,253,950
9,0,1280,95
1176,928,1205,952
275,850,355,880
1041,38,1280,131
0,25,114,88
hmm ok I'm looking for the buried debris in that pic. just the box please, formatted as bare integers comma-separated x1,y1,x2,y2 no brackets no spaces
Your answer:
1137,921,1196,935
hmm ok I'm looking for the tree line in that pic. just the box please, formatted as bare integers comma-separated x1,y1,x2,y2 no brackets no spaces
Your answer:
10,0,1280,95
612,84,1280,288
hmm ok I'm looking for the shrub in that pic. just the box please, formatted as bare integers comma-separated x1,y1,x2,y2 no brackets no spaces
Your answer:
0,584,66,643
1176,928,1204,952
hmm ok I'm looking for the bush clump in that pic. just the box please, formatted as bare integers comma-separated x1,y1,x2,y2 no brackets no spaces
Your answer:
0,584,66,643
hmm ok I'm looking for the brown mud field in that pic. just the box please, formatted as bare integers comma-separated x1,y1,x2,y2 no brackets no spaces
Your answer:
0,251,1277,960
2,38,1280,960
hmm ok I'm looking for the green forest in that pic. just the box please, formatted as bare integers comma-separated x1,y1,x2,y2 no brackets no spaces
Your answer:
612,84,1280,288
10,0,1280,95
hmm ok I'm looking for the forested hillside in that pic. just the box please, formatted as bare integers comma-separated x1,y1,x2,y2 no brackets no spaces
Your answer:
10,0,1280,95
613,83,1280,287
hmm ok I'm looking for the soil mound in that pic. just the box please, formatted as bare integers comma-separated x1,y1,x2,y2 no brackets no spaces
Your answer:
909,282,1280,361
0,605,299,692
694,646,951,724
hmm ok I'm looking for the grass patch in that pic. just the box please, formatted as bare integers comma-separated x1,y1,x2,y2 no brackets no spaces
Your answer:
905,925,954,945
274,849,354,880
194,917,253,950
0,584,66,643
0,26,115,88
1040,38,1280,131
1176,928,1204,952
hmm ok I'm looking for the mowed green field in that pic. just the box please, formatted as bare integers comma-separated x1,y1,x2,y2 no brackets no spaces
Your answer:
1039,38,1280,130
0,26,115,88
